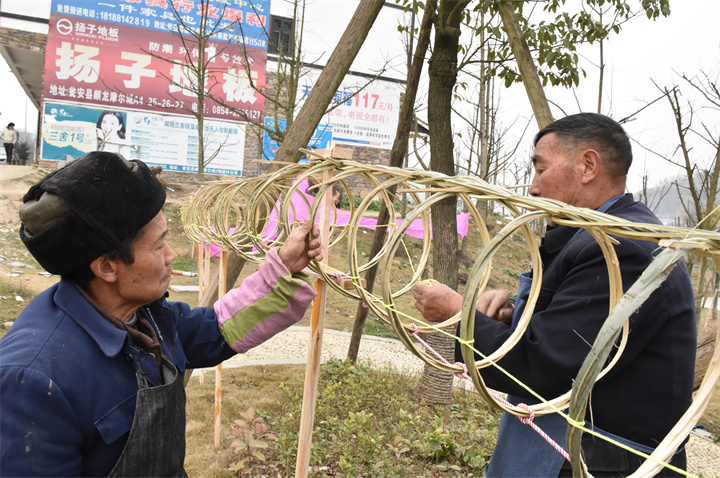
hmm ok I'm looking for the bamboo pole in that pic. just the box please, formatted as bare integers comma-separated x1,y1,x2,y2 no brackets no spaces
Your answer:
295,165,333,478
196,242,209,384
214,249,228,448
196,243,205,298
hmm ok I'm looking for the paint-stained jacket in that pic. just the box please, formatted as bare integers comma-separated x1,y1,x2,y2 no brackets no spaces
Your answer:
0,249,316,477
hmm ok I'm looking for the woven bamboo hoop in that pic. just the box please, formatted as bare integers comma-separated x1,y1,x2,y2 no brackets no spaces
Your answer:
181,153,720,477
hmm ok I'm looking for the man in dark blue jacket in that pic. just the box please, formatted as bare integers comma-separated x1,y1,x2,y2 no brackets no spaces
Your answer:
0,152,323,476
414,113,696,477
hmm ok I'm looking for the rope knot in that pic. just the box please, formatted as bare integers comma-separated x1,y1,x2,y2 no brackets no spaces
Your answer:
517,403,535,425
409,323,419,335
454,361,471,381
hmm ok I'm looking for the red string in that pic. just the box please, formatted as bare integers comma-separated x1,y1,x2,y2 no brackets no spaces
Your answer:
408,323,590,477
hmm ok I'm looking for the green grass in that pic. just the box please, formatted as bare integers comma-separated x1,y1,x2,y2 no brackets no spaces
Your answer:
362,315,399,339
172,254,199,273
0,282,36,337
185,360,500,477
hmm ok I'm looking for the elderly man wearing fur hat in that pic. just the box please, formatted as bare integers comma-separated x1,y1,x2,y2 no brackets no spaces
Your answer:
0,152,323,477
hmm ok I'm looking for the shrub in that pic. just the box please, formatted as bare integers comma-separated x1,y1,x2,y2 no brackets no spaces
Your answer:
227,407,278,476
226,359,499,477
13,140,33,165
340,196,405,213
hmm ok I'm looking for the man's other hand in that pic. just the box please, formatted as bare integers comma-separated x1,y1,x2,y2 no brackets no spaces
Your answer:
477,290,514,325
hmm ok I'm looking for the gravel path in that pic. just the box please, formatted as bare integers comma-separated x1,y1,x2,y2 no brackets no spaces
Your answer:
195,326,720,477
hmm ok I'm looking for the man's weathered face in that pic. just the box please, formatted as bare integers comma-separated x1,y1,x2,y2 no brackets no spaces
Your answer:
113,212,176,308
529,132,584,206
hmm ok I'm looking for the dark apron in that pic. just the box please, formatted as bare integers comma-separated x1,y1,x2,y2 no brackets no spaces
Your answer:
108,356,188,477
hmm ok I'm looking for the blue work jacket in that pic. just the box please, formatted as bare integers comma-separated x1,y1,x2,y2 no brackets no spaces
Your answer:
0,280,235,477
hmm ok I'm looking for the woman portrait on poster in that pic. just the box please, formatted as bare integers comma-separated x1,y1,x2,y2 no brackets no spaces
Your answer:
96,111,133,158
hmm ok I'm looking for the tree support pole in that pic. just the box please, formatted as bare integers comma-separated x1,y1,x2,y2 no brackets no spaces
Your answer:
295,166,333,478
213,249,228,448
497,1,554,129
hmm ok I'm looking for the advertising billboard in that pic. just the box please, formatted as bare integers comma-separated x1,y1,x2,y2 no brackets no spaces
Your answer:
45,0,268,123
50,0,269,46
262,117,333,162
296,71,400,150
42,101,247,175
42,0,268,171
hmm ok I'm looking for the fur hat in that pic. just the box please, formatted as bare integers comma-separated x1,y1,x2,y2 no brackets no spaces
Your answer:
19,152,166,275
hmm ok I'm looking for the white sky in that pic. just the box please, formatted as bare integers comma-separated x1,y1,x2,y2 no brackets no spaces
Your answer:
1,0,718,192
533,0,720,193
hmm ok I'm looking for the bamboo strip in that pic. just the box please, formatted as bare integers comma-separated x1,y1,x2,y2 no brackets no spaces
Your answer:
180,155,720,476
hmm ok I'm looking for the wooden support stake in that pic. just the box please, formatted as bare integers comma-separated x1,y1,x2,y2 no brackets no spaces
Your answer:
214,249,228,448
295,167,333,478
196,243,205,298
197,242,212,300
195,243,208,384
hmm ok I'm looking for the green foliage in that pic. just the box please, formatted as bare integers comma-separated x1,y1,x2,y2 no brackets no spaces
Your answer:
341,196,405,213
13,141,32,165
503,268,520,279
227,407,278,476
395,0,672,89
171,254,198,273
226,359,499,476
366,200,382,212
475,0,672,89
366,199,404,212
339,196,360,210
362,316,398,340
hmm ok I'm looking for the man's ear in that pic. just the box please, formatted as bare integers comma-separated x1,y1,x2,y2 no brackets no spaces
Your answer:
89,255,119,283
580,149,601,184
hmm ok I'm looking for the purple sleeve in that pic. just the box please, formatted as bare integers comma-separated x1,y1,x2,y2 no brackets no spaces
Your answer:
214,248,317,353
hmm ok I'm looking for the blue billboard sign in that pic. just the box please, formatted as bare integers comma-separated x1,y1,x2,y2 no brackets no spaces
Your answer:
262,117,333,162
51,0,270,48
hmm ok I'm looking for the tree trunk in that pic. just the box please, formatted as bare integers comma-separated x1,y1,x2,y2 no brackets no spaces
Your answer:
419,0,467,405
197,0,385,309
347,0,437,363
418,326,457,403
477,17,490,222
197,113,205,182
694,322,717,390
497,1,553,129
196,27,207,182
